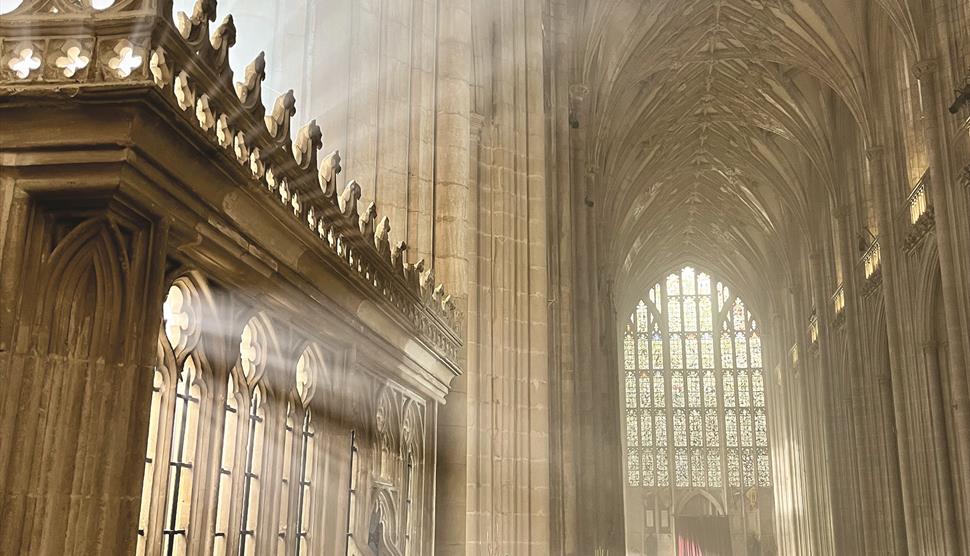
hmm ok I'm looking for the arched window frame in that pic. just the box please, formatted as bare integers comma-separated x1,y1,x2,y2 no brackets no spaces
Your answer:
137,277,208,556
279,344,320,556
623,267,771,491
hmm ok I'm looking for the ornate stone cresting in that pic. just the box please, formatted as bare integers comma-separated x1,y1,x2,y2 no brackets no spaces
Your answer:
0,0,462,365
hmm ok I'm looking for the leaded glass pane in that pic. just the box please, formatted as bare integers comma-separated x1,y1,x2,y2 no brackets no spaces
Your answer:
667,274,680,296
653,371,666,407
624,334,635,370
707,448,721,486
652,334,664,368
639,373,651,408
725,408,738,447
687,371,701,407
654,410,667,446
683,297,697,331
637,334,650,370
691,449,704,485
628,451,642,485
755,408,768,446
641,411,653,447
733,302,746,330
742,448,755,486
682,267,696,295
728,448,740,487
738,372,750,408
670,334,683,368
701,333,714,368
675,448,689,487
723,372,736,408
705,409,719,446
721,332,733,368
735,332,748,368
672,373,685,407
626,409,639,446
625,373,637,407
751,333,763,368
643,450,655,487
637,302,649,330
657,450,669,486
685,333,699,369
752,369,765,407
757,448,771,486
698,273,711,295
740,409,753,446
673,410,687,446
699,296,713,331
668,297,682,332
688,408,703,447
703,370,717,407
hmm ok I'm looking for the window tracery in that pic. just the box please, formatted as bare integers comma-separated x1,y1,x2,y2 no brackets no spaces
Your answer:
624,267,771,490
136,280,204,556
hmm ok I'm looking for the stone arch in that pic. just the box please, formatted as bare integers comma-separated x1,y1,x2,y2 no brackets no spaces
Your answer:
39,216,128,360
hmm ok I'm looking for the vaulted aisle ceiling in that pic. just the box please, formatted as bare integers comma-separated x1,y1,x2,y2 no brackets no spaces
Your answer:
576,0,921,310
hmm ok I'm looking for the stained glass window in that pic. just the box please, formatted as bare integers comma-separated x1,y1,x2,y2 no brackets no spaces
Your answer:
622,266,771,489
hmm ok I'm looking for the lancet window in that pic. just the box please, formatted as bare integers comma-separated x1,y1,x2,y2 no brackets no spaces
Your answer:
624,267,771,489
136,279,204,556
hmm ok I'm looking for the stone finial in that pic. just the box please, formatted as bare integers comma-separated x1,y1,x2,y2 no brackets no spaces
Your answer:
293,120,322,171
265,90,296,152
391,241,408,273
319,150,342,200
359,202,377,236
339,180,362,220
407,259,425,289
176,0,217,46
208,15,236,77
235,51,266,113
375,216,391,256
421,266,436,291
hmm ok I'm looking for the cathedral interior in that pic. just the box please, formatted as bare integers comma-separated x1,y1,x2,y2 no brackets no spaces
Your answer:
0,0,969,554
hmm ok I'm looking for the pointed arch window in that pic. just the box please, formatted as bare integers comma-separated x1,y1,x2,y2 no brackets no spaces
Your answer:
137,280,204,556
623,267,771,489
282,347,318,556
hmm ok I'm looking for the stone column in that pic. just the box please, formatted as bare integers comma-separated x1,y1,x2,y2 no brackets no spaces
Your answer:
432,1,472,554
865,145,915,554
0,189,168,555
915,59,970,551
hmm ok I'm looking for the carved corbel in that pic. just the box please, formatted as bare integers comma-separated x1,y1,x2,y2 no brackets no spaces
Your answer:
339,180,362,222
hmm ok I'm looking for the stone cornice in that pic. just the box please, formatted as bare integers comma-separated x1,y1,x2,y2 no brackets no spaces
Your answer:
0,0,464,371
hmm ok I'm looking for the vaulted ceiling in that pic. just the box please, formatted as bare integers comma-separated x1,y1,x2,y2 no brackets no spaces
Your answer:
575,0,923,312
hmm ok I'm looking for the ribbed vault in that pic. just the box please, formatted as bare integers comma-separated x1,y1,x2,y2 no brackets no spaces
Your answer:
573,0,923,313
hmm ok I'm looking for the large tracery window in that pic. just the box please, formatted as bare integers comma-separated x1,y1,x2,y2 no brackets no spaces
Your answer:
624,267,771,489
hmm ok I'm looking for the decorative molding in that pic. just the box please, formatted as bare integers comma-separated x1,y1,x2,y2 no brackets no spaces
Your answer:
0,0,463,367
